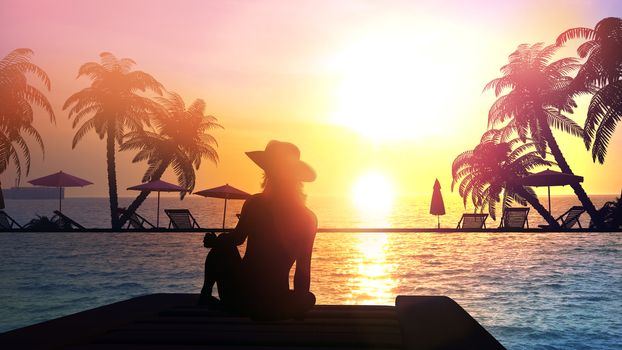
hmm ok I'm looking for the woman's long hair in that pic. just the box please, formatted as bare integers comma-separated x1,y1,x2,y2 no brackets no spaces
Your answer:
261,172,306,206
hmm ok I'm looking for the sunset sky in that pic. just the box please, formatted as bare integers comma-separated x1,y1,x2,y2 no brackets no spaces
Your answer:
1,0,621,200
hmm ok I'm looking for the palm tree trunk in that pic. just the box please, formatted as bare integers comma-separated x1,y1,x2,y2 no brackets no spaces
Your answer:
540,121,604,229
118,157,170,227
106,121,120,229
512,185,559,228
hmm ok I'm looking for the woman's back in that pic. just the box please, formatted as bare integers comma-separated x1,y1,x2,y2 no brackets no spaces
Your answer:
239,193,316,296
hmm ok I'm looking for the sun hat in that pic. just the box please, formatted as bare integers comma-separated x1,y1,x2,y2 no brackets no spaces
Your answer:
246,140,316,182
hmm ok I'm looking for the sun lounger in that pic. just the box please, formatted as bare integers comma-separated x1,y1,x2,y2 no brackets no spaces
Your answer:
165,209,200,229
0,210,22,230
53,210,86,230
499,207,529,229
118,208,156,229
539,206,585,229
456,213,488,229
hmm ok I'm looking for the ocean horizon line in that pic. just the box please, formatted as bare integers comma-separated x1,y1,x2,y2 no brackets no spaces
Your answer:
6,193,619,199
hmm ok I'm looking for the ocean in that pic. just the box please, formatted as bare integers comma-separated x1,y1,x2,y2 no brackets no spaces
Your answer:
0,194,621,350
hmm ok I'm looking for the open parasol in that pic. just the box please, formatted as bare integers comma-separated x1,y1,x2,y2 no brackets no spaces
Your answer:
28,171,93,212
127,179,188,227
517,169,583,215
195,184,250,228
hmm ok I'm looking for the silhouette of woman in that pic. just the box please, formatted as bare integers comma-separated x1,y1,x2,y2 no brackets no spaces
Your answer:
200,140,317,320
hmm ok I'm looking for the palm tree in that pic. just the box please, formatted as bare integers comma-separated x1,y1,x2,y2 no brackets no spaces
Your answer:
118,92,221,227
452,130,558,226
485,43,604,228
557,17,622,163
0,48,55,183
593,191,622,229
63,52,163,229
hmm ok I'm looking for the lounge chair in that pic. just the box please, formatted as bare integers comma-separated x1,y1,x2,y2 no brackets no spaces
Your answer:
499,207,529,229
118,208,156,229
456,213,488,229
53,210,86,230
0,210,22,230
165,209,200,229
539,206,585,229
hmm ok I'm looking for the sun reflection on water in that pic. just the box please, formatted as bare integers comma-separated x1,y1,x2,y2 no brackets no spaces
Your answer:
345,171,399,304
345,232,397,305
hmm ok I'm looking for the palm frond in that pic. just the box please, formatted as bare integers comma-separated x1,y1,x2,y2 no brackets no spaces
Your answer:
577,40,599,58
556,27,595,46
585,80,622,162
545,108,584,138
72,118,97,148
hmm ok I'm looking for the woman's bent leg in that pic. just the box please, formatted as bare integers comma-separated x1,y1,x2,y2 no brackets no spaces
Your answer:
199,243,241,305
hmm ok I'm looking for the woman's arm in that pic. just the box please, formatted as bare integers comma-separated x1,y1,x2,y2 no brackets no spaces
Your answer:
205,199,250,247
294,211,317,292
229,198,251,245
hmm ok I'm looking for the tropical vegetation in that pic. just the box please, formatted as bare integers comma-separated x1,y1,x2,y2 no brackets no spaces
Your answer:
452,129,559,227
592,192,622,229
118,92,221,227
0,48,55,183
482,42,603,228
452,17,622,228
63,52,164,229
556,17,622,164
24,214,71,230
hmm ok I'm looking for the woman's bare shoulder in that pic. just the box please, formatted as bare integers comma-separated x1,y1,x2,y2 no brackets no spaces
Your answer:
303,207,318,230
241,193,265,209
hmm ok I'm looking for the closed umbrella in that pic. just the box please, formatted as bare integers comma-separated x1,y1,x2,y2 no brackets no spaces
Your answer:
517,169,583,215
127,179,188,227
195,184,250,228
28,171,93,212
430,178,445,229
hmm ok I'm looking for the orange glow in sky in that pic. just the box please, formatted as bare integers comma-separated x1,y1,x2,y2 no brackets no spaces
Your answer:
1,0,621,200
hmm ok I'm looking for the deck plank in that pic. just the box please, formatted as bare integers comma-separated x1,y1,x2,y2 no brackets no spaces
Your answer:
134,316,400,327
0,293,505,349
158,308,397,319
68,345,399,350
396,296,505,349
96,329,403,348
114,322,402,334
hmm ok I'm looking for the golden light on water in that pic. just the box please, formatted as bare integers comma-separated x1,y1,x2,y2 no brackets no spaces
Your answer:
343,171,397,303
346,233,397,305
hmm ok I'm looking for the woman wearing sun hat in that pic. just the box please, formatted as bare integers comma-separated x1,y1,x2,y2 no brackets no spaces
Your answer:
200,140,317,320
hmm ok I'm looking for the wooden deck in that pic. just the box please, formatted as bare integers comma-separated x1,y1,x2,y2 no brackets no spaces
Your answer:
0,294,505,350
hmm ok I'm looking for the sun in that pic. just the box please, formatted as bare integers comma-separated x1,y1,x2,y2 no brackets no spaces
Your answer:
351,171,395,218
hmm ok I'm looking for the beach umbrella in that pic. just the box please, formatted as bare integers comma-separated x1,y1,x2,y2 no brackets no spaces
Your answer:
28,171,93,212
429,178,446,229
127,179,188,227
195,184,250,228
517,169,584,215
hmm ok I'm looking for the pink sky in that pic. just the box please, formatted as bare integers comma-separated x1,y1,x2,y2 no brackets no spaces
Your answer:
1,0,621,198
